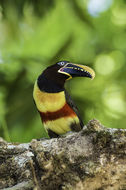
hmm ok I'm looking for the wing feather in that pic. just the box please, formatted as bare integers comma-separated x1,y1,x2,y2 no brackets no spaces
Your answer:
64,90,84,129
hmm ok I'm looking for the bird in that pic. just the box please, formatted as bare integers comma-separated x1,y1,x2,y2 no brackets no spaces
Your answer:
33,61,95,138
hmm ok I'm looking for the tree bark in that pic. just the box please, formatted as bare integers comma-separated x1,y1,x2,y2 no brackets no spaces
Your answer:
0,119,126,190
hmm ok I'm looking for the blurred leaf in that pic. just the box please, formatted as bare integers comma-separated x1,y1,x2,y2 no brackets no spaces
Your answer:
0,0,126,143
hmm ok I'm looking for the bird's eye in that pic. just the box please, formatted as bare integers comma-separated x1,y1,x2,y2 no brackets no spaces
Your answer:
60,62,65,66
57,61,67,66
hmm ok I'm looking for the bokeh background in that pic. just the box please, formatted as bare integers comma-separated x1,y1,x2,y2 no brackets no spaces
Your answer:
0,0,126,142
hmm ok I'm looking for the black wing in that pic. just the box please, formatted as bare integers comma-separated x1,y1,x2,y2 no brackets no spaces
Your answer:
64,90,84,129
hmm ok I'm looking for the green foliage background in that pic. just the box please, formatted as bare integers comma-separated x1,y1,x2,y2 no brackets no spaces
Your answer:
0,0,126,142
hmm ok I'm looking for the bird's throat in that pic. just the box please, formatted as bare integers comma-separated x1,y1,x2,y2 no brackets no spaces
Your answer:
33,81,66,112
37,74,65,93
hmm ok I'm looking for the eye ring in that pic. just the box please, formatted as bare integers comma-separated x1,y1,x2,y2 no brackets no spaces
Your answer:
60,62,65,66
57,61,68,66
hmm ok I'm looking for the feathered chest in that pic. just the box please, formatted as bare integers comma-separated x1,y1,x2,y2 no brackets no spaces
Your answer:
33,82,66,112
33,81,81,135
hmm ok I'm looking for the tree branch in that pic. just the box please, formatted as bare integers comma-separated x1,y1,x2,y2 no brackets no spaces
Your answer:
0,119,126,190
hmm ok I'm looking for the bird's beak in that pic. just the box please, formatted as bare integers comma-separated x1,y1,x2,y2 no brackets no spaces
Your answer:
58,63,95,80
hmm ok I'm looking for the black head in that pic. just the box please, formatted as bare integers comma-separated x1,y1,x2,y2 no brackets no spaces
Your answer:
37,61,95,92
40,61,70,87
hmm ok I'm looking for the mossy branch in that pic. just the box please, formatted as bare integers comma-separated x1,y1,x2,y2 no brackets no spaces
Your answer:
0,119,126,190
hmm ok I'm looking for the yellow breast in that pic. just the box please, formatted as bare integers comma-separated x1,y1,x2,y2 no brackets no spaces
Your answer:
44,116,79,135
33,81,66,112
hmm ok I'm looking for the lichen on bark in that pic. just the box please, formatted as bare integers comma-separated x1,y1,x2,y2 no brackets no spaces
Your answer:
0,119,126,190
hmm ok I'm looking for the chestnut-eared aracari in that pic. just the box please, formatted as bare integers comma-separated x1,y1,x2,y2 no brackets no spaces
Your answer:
33,61,95,138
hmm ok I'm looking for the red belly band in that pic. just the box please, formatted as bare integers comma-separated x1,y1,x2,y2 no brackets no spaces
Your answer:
39,103,76,123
